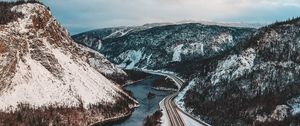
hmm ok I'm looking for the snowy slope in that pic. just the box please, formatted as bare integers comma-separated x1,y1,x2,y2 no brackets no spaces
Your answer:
73,21,256,70
175,18,300,125
0,3,128,111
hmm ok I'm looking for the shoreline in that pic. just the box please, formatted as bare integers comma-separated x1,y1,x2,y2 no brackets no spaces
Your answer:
122,78,147,87
90,107,135,126
152,87,177,92
101,69,176,126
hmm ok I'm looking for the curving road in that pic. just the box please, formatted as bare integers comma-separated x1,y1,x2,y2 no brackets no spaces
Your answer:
164,93,185,126
136,68,210,126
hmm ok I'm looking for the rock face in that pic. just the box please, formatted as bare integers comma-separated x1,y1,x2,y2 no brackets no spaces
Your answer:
0,2,132,125
174,18,300,125
73,23,255,69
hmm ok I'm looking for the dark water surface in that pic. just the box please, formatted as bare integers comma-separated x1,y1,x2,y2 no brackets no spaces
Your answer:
113,75,172,126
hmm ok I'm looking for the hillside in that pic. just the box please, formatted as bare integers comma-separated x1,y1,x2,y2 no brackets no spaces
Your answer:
74,12,300,125
73,22,256,70
174,18,300,125
0,1,135,125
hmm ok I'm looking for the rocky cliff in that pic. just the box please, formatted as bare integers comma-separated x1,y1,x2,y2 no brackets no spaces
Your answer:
0,1,134,125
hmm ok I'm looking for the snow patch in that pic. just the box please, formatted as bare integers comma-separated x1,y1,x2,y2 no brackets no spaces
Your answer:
103,28,132,39
211,48,256,85
10,3,40,34
97,40,102,50
287,96,300,115
172,43,205,62
118,50,143,69
159,98,171,126
216,33,233,44
0,45,121,110
146,54,152,66
0,3,124,110
270,105,290,121
172,44,184,61
255,115,268,122
175,79,196,110
177,110,205,126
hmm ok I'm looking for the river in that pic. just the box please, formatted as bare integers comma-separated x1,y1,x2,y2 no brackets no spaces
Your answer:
113,75,172,126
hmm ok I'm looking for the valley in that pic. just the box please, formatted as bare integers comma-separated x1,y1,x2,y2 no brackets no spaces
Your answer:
0,0,300,126
112,75,172,126
74,17,300,125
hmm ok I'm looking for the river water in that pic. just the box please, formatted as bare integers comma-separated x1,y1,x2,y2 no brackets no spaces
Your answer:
113,75,172,126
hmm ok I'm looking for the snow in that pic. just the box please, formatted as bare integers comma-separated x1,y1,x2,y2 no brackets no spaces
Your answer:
177,110,204,126
73,40,126,76
255,115,268,122
175,79,196,110
270,105,290,121
172,43,205,62
172,44,184,61
159,98,171,126
118,50,143,69
97,40,102,50
212,46,221,52
146,54,152,66
194,43,204,55
0,3,126,111
139,68,181,78
10,4,38,34
0,45,121,110
287,96,300,115
211,48,256,85
103,28,132,39
216,33,233,44
51,48,118,105
139,68,184,89
255,105,290,122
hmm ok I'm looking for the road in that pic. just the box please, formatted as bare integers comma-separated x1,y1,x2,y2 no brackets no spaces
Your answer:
135,68,210,126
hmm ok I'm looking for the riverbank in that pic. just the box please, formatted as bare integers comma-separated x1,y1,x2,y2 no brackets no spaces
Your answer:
112,75,173,126
91,107,134,126
98,69,178,126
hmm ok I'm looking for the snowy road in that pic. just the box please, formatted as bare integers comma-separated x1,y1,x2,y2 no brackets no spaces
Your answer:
136,68,210,126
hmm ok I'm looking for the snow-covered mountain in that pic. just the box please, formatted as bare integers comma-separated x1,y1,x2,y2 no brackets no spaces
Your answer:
74,11,300,125
73,23,256,70
174,18,300,125
176,19,264,29
0,2,134,125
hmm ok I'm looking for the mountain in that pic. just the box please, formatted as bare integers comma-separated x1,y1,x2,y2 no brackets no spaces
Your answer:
176,19,264,28
173,18,300,125
0,1,135,125
74,13,300,125
73,23,256,70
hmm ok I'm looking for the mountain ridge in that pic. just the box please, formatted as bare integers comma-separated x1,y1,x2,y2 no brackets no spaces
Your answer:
73,22,256,70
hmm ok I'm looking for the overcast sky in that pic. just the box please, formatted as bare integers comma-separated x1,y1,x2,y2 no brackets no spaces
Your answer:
42,0,300,34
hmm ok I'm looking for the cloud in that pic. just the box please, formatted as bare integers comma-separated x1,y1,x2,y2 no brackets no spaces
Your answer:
42,0,300,34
